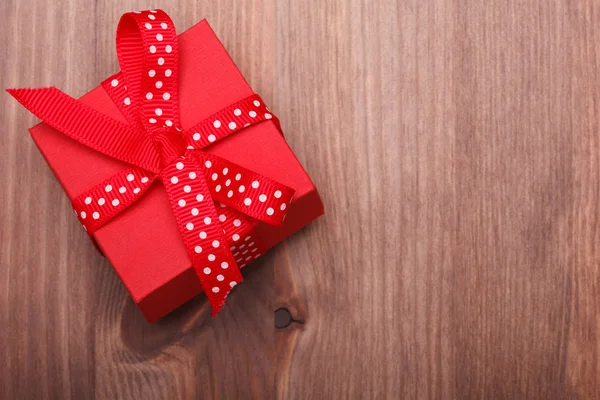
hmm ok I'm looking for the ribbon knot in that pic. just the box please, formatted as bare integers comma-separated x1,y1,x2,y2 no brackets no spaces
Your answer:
153,128,189,167
8,9,294,316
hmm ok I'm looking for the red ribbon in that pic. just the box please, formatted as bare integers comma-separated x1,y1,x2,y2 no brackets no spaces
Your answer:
8,9,294,316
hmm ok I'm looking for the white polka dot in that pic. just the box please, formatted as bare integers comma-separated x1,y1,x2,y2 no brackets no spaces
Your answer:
227,190,233,198
228,121,236,130
195,246,202,253
163,92,170,100
149,45,156,53
245,236,252,241
239,244,246,249
161,22,168,29
80,211,86,219
222,168,228,175
165,45,172,53
221,262,229,269
244,123,250,127
249,242,255,247
280,203,287,211
266,207,274,215
145,93,153,101
127,174,135,182
84,196,92,205
230,281,237,288
186,222,194,230
265,113,272,119
112,199,120,206
145,22,152,29
211,173,218,181
208,254,216,262
155,81,163,89
205,161,212,168
259,194,267,202
133,188,141,194
204,217,211,225
148,69,156,77
203,267,211,274
92,212,100,220
252,181,259,189
189,172,196,179
208,134,216,142
199,231,207,239
149,118,157,124
158,57,165,66
235,173,242,181
165,120,173,127
249,110,257,118
124,97,131,105
111,79,118,87
196,194,204,202
191,208,199,216
217,274,224,281
212,240,220,248
176,162,184,170
119,186,126,194
253,100,260,107
148,14,156,20
183,185,191,193
212,287,219,293
225,179,231,187
156,33,163,41
165,69,172,77
215,185,221,192
178,199,186,207
233,219,241,227
171,176,179,184
105,185,112,192
233,108,242,116
98,198,105,206
239,185,245,193
233,234,240,241
213,120,221,128
187,146,194,150
244,198,252,206
141,177,149,183
219,214,226,222
193,133,200,141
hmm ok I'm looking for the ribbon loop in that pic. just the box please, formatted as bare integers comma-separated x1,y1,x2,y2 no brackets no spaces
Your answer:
116,10,180,134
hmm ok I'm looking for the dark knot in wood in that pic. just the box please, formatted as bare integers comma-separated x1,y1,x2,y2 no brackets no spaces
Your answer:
275,307,303,329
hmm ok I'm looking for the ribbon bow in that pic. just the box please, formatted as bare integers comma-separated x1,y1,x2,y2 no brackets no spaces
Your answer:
8,9,294,316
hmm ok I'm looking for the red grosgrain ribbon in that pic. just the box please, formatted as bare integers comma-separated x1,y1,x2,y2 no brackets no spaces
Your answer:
8,9,294,316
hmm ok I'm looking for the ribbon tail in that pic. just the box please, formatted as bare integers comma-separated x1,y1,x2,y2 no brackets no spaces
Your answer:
190,152,295,227
7,87,161,173
161,155,243,317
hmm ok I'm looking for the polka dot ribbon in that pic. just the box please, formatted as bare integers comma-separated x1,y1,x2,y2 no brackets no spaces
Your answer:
7,9,294,316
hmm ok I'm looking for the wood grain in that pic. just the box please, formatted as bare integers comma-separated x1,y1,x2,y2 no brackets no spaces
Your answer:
2,0,600,399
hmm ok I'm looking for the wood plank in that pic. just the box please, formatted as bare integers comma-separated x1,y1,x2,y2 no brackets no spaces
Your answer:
2,0,600,398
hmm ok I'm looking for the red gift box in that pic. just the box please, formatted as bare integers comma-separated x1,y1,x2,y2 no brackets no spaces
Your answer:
11,12,323,322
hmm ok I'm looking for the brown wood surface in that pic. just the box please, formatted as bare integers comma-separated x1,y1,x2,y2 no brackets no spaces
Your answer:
2,0,600,399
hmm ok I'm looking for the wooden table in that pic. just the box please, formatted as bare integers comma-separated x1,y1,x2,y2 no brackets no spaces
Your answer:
2,1,600,398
